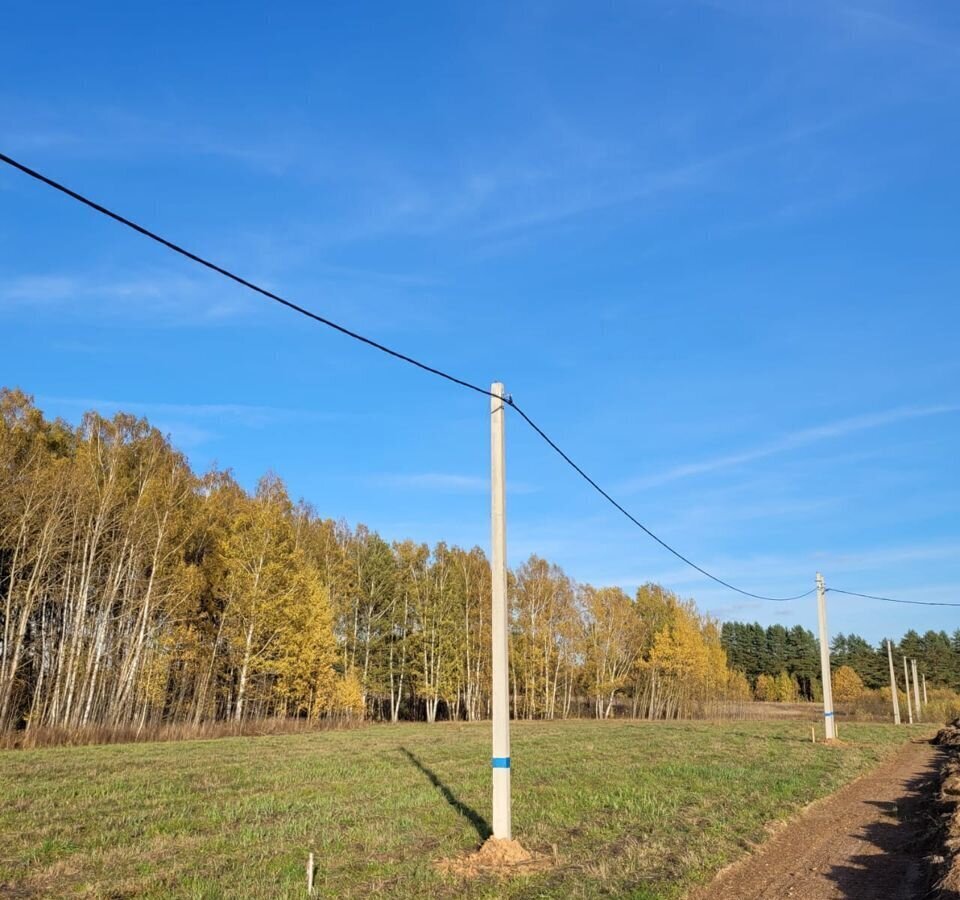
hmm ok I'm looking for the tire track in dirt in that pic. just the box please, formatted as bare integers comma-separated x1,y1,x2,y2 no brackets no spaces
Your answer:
692,738,942,900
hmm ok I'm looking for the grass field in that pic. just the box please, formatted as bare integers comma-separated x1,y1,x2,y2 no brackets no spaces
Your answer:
0,720,915,898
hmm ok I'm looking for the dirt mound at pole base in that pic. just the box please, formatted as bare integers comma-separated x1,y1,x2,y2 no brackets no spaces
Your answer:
438,837,553,878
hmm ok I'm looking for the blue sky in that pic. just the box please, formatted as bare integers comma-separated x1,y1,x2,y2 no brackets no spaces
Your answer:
2,1,958,643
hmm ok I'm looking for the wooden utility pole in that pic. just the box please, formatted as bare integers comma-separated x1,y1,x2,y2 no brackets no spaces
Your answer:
490,382,511,840
911,659,922,721
903,657,914,724
816,573,836,740
886,640,901,725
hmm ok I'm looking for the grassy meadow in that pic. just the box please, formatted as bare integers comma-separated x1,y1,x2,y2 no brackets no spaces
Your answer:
0,719,915,898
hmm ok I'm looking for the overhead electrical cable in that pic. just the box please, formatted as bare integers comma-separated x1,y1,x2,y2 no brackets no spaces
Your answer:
0,153,494,402
0,151,920,606
828,588,960,608
507,399,818,602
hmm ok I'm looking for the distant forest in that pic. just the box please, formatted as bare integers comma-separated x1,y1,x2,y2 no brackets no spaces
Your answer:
721,621,960,699
1,388,747,736
3,387,951,739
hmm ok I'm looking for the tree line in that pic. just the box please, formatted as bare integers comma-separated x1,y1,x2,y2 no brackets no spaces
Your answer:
1,389,752,736
722,621,960,700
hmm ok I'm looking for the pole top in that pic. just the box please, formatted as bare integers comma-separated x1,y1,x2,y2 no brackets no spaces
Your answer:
816,572,825,589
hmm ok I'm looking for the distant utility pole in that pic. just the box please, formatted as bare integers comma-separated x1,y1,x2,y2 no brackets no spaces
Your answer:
903,657,914,724
816,573,836,740
490,382,511,840
923,673,928,706
911,659,922,721
886,640,901,726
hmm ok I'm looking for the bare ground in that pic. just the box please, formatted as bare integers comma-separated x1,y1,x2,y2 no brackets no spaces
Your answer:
693,738,943,900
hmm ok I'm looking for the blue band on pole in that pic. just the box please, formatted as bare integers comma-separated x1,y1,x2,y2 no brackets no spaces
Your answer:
824,711,834,717
491,757,510,768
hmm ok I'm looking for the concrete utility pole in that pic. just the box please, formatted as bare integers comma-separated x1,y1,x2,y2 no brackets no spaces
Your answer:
912,659,922,720
816,573,836,740
923,673,928,706
490,382,511,840
886,640,901,725
903,657,914,724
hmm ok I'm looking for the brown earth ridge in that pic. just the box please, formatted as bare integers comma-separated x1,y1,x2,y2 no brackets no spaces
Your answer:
692,737,943,900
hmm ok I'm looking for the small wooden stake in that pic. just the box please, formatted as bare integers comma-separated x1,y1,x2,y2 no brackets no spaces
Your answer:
811,725,816,743
307,852,315,895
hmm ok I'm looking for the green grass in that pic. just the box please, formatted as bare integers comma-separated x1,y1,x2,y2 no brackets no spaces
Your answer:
0,720,915,898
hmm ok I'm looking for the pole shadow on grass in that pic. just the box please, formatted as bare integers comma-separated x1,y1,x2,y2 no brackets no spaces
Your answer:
399,746,491,840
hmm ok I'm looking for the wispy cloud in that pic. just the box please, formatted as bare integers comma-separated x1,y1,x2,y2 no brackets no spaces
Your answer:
1,275,78,304
707,600,765,617
841,6,960,61
623,403,960,491
817,540,960,572
621,538,960,606
377,473,488,492
37,395,337,430
146,421,219,449
3,93,857,253
656,492,839,534
343,114,845,243
371,472,538,494
32,394,352,452
0,271,251,323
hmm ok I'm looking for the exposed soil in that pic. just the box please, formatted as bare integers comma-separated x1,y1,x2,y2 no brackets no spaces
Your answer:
693,738,943,900
931,721,960,896
437,837,554,879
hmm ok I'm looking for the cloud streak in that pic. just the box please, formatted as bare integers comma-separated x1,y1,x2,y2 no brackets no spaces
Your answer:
37,395,339,430
623,403,960,491
0,271,251,324
4,93,856,254
371,472,538,495
377,473,488,492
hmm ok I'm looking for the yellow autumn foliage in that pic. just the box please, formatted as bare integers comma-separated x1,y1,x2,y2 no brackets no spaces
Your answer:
330,670,366,718
832,665,865,702
644,598,738,717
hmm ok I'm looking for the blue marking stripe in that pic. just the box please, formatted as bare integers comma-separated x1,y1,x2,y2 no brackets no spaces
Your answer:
824,711,835,717
491,757,511,768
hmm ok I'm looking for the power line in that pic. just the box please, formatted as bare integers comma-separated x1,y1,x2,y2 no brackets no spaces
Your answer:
0,152,896,605
828,588,960,608
0,150,842,603
509,400,818,602
0,153,495,402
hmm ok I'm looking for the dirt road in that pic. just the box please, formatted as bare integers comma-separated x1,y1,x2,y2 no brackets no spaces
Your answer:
695,739,942,900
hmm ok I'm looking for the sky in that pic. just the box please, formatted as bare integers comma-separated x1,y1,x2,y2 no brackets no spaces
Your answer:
1,1,958,644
